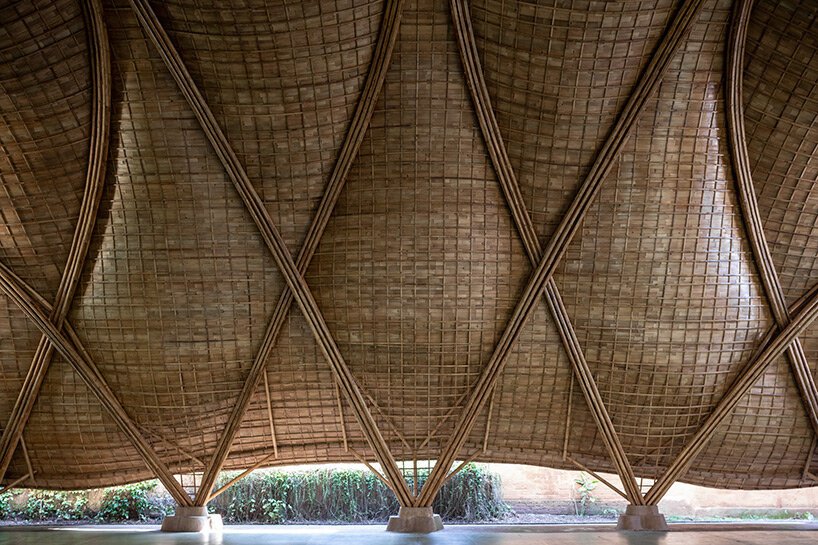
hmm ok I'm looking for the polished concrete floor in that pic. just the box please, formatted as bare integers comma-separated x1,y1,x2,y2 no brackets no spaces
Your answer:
1,524,817,545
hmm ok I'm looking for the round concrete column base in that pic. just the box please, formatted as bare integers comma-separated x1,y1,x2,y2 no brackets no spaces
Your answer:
386,506,444,533
160,506,223,533
616,504,668,531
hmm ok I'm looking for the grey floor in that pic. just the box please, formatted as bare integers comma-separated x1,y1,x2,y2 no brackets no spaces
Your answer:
1,524,817,545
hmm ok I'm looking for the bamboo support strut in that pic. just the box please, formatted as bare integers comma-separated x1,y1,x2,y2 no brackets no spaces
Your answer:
19,437,33,483
262,373,278,459
207,451,277,503
450,0,645,506
418,0,707,507
645,286,818,504
127,0,413,507
0,0,112,486
0,472,34,494
0,262,192,507
724,0,818,438
334,380,349,452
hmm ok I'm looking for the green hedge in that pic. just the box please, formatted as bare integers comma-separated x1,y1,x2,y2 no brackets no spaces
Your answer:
210,464,509,523
0,464,508,524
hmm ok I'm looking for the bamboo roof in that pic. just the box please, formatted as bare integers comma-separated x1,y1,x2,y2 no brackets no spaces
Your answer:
1,0,818,504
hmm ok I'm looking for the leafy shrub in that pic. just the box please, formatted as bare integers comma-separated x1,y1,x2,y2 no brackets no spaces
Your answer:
23,491,88,521
210,464,508,523
97,482,157,521
0,492,14,519
434,463,510,521
572,472,598,516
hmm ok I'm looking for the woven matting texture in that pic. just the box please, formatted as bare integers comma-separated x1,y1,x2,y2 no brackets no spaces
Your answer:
1,0,818,497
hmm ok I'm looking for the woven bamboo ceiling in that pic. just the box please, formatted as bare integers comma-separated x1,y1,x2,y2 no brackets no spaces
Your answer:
1,0,818,505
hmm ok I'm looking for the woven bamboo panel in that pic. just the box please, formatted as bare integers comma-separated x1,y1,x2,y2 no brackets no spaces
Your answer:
156,0,384,253
2,0,818,494
743,0,818,307
690,354,814,489
306,0,531,460
226,310,368,470
470,0,675,246
0,0,90,300
65,0,285,473
556,0,775,483
0,301,41,437
21,356,151,489
463,303,578,467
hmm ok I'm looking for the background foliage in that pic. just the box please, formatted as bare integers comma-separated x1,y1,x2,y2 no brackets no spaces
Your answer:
0,464,508,524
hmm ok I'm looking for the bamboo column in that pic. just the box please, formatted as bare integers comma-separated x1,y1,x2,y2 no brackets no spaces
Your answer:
450,0,643,506
645,285,818,504
192,0,405,504
0,262,192,506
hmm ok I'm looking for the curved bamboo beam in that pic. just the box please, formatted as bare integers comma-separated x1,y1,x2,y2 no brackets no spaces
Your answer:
725,0,818,436
645,285,818,504
449,0,643,506
194,0,405,504
0,0,111,486
418,0,707,507
126,0,414,507
0,261,192,506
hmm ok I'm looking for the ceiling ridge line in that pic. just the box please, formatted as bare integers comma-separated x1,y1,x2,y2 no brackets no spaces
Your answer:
724,0,818,438
125,0,414,507
417,0,708,507
0,0,111,487
447,0,643,506
0,260,193,506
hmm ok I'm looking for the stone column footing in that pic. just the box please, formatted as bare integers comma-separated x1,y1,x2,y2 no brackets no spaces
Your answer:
616,504,668,531
160,506,223,533
386,506,444,533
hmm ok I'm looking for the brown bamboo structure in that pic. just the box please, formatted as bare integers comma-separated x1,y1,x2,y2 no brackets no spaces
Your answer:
2,0,818,515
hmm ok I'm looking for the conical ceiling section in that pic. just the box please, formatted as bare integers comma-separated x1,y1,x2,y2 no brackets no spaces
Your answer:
0,0,90,300
306,0,532,458
743,0,818,306
555,0,773,479
470,0,676,246
690,355,814,489
22,356,152,488
157,0,385,253
68,0,285,466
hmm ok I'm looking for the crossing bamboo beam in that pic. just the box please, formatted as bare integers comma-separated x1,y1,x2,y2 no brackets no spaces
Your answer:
724,0,818,437
192,0,404,504
0,0,111,486
0,261,192,506
645,285,818,504
450,0,643,506
127,0,414,507
418,0,707,507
